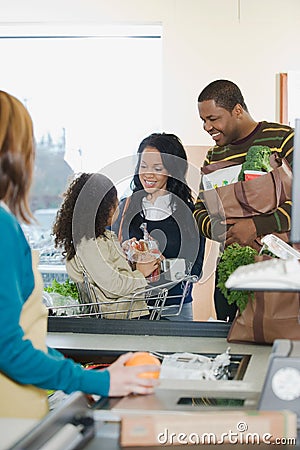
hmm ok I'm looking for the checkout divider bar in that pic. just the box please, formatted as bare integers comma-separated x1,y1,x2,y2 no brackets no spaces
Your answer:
48,317,231,337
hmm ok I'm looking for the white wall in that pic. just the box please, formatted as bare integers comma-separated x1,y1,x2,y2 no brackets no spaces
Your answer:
1,0,300,146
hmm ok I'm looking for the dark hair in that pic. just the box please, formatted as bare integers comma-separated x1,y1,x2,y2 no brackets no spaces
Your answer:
198,79,248,113
53,173,117,260
0,91,35,223
131,132,193,206
121,133,196,240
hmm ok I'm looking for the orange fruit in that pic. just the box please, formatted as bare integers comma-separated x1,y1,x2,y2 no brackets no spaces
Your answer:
125,352,161,379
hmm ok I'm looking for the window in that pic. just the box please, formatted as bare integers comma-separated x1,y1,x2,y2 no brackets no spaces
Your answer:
0,25,162,211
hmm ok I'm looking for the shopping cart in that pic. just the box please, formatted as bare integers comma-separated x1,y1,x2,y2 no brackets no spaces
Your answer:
77,271,172,320
44,270,169,320
44,271,198,320
156,274,199,319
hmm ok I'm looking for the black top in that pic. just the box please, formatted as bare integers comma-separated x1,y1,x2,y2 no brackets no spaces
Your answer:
112,196,206,306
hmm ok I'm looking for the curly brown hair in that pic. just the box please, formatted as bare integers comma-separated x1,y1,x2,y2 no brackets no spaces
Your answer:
53,173,118,260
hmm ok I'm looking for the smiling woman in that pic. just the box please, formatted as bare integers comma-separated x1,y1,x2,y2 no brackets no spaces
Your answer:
139,147,170,201
112,133,206,321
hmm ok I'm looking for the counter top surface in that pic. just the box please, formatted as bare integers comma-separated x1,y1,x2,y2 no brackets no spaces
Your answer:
47,332,272,390
0,334,273,449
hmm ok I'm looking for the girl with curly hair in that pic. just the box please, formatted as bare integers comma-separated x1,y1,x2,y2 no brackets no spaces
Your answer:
53,172,159,319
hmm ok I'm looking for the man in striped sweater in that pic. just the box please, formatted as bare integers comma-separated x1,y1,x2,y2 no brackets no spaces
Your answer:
194,79,294,321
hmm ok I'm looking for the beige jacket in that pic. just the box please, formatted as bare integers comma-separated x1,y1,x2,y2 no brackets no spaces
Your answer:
66,230,149,319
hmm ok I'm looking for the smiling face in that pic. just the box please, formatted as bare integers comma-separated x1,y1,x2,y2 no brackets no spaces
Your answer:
198,99,244,146
138,147,169,201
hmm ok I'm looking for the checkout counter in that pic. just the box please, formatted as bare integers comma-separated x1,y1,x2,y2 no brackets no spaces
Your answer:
2,318,299,449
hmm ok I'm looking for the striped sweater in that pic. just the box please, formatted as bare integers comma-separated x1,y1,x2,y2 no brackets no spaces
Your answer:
194,121,294,239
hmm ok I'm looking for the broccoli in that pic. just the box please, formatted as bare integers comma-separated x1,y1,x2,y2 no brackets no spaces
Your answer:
238,145,272,181
217,243,258,312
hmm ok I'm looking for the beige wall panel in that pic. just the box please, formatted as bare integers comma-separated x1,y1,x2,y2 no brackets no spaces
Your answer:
185,145,218,321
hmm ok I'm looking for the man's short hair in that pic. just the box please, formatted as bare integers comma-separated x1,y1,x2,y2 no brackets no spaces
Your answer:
198,79,248,112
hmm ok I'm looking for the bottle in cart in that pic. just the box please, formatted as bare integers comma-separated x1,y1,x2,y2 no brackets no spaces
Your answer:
140,223,161,282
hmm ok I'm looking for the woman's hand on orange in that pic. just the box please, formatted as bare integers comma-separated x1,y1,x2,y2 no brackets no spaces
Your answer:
107,352,160,397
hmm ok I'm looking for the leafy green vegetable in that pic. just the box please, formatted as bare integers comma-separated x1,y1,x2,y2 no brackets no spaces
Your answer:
238,145,272,181
217,243,258,312
44,278,79,301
